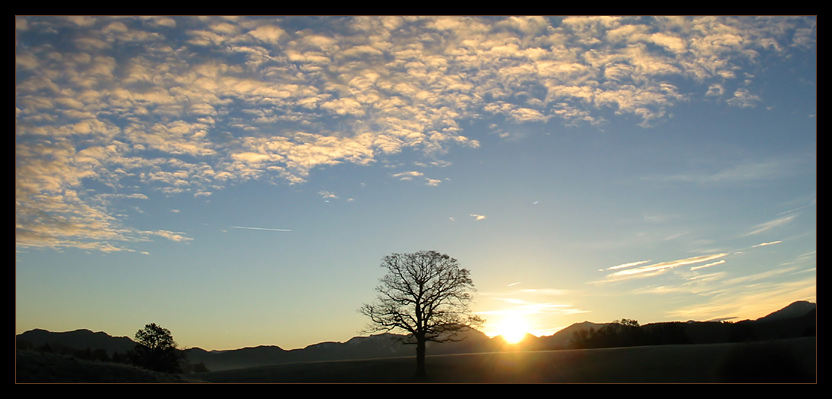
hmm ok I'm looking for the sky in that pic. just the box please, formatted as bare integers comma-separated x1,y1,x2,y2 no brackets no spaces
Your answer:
15,16,816,351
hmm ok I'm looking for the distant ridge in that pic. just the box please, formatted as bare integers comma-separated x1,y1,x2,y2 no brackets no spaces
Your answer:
757,300,816,322
16,301,816,372
535,321,607,349
16,328,135,356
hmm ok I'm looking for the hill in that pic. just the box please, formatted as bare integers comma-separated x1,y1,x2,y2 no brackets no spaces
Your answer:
758,300,817,321
15,301,816,382
185,330,497,371
533,300,816,350
17,328,136,356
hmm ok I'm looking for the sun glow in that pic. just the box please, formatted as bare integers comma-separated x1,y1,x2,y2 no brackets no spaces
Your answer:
493,314,532,344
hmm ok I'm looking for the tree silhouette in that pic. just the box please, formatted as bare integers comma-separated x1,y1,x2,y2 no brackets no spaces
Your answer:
570,319,644,348
616,318,639,327
130,323,185,373
359,250,483,379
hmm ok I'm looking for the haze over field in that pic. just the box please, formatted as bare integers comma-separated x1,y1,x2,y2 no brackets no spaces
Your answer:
15,16,815,351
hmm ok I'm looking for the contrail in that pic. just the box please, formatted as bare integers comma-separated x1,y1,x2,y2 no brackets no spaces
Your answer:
230,226,291,232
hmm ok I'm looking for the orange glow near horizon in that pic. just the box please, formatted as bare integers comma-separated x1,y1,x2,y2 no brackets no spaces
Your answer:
489,313,533,344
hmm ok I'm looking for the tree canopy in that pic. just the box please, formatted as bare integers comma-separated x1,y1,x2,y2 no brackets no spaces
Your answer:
360,250,483,379
130,323,185,373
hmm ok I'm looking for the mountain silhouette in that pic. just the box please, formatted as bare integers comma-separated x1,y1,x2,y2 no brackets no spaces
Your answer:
757,300,816,321
16,301,815,372
16,328,136,356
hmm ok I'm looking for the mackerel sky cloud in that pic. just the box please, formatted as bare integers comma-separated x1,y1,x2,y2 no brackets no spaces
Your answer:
16,16,815,350
16,16,814,252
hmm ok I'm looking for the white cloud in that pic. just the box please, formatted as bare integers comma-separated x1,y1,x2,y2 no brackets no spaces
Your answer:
752,240,782,248
15,16,815,252
705,83,724,97
727,88,762,108
605,260,651,271
601,253,728,282
318,191,339,200
392,171,423,181
690,259,726,271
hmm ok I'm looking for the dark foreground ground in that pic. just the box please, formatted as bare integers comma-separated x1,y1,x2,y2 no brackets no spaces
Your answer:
17,337,815,383
189,337,815,383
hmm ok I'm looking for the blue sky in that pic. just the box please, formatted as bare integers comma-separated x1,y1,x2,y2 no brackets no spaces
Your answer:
16,16,815,351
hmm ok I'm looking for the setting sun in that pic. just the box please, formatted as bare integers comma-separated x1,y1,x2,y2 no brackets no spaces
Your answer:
493,315,532,344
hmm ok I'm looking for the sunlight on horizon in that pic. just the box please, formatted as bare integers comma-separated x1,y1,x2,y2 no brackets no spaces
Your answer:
487,313,534,344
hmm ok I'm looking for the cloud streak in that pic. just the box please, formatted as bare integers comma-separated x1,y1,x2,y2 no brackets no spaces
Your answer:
663,271,815,322
604,260,651,271
690,259,726,271
752,240,782,248
600,253,729,282
230,226,291,232
744,215,797,237
647,156,811,186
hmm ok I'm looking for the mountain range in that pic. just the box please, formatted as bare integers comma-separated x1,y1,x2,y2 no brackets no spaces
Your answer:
16,301,816,372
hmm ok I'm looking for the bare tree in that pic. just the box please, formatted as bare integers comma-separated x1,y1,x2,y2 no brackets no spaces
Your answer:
359,250,483,379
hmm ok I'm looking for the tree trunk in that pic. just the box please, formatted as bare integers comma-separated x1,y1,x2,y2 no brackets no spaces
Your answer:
414,337,427,380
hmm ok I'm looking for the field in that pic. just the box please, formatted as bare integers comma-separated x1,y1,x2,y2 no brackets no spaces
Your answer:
190,337,815,383
16,337,814,383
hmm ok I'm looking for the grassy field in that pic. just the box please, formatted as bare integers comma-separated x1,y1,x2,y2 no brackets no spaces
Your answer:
188,337,816,383
15,350,198,383
16,337,815,383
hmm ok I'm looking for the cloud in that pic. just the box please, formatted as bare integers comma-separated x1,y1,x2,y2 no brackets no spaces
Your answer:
392,170,442,186
604,260,651,271
392,171,423,181
148,230,193,242
15,16,815,252
726,88,762,108
664,272,815,322
690,259,726,271
477,285,588,336
248,25,285,44
601,253,728,282
470,214,487,221
318,191,339,200
752,240,782,248
649,156,807,186
478,287,581,316
744,215,796,237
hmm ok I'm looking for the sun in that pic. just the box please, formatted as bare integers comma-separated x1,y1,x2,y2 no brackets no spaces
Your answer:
494,314,532,344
